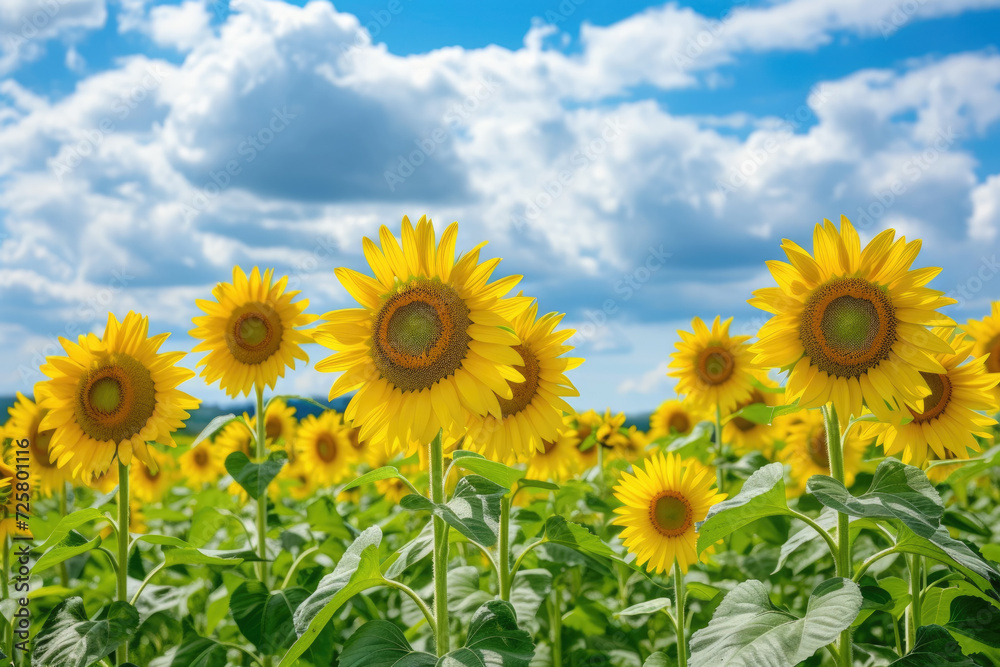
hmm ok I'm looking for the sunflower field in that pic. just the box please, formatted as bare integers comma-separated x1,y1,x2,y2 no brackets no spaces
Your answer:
3,216,1000,667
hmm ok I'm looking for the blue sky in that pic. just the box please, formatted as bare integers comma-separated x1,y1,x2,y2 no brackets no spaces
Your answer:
1,0,999,412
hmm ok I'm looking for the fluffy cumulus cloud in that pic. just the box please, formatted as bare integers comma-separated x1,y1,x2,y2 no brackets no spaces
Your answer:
0,0,107,74
2,0,1000,410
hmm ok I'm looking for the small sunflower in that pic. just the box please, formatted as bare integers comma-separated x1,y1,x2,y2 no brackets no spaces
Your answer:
669,316,756,414
963,301,1000,402
612,452,726,574
614,426,649,462
723,375,787,457
263,398,297,448
295,411,357,486
780,408,866,496
857,329,999,466
569,412,601,470
190,266,316,398
131,450,176,503
88,463,120,494
6,388,76,496
314,215,531,455
216,418,255,459
525,427,582,482
648,400,700,441
277,461,318,501
180,443,224,488
39,311,200,481
466,301,581,462
750,217,956,425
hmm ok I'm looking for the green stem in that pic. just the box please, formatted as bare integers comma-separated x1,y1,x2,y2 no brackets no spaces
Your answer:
384,578,437,635
906,554,923,652
853,546,900,583
823,404,852,667
59,486,70,588
715,404,724,493
117,460,130,666
788,509,839,563
549,589,562,667
596,442,605,492
281,545,319,589
130,561,166,605
429,430,450,656
254,385,269,588
499,495,512,601
673,561,688,667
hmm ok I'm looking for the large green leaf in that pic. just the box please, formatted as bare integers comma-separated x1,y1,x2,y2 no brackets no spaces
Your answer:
895,524,1000,595
340,465,413,493
190,413,240,448
451,451,525,488
401,474,505,547
615,598,673,618
542,515,617,561
642,653,671,667
231,581,310,655
888,625,979,666
338,621,437,666
33,598,139,667
689,578,863,667
509,569,553,624
696,463,792,554
36,508,108,551
225,450,287,500
808,459,943,538
945,596,1000,648
34,531,102,573
169,624,229,667
163,548,247,567
280,527,386,667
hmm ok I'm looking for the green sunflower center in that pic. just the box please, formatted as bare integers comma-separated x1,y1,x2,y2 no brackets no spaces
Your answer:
695,346,734,385
316,433,338,463
809,429,830,470
497,344,541,418
909,372,952,423
226,304,284,365
371,280,472,392
800,277,897,378
650,491,693,537
75,353,157,444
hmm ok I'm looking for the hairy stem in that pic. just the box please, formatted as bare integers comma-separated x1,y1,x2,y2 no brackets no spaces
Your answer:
823,404,852,667
429,430,450,655
116,460,130,666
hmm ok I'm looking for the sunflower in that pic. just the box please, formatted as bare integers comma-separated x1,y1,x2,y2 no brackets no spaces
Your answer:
314,215,531,455
750,217,956,425
131,450,176,503
856,329,999,466
780,408,866,496
612,452,726,574
466,301,581,462
263,398,297,447
963,301,1000,402
276,461,318,501
214,418,256,497
723,375,787,457
525,427,583,482
6,388,76,496
648,400,700,441
88,463,120,494
569,412,601,470
190,266,316,398
669,316,756,414
39,311,200,482
613,426,649,462
295,411,357,486
180,443,224,488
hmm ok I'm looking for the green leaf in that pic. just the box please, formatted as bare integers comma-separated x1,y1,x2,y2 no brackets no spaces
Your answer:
225,450,287,500
37,508,109,551
163,548,246,567
643,653,671,667
267,394,335,413
169,624,230,667
945,596,1000,648
451,451,525,488
516,479,559,492
340,465,414,494
888,625,979,666
304,496,353,540
402,475,505,547
509,569,553,623
895,524,1000,595
132,534,193,548
338,621,437,667
33,598,139,667
35,531,102,572
281,527,386,667
689,578,863,667
447,566,491,616
615,598,673,618
190,413,239,448
878,577,912,620
542,515,617,561
725,400,800,426
808,458,943,538
231,581,310,655
696,463,792,554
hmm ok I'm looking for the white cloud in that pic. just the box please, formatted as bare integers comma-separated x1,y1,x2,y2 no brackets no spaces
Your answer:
969,174,1000,242
0,0,106,74
147,0,212,51
617,361,670,395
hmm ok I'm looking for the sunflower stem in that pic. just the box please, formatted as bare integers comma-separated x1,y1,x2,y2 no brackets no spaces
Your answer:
673,560,688,667
254,384,269,588
549,588,562,667
116,459,130,666
714,404,724,494
499,494,512,601
429,429,450,656
59,485,70,588
823,404,852,667
906,554,923,652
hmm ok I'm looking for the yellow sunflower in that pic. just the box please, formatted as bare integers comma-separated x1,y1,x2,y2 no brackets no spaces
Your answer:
614,426,649,462
723,375,787,457
314,215,531,455
525,427,583,482
466,301,581,462
648,399,700,440
669,316,756,414
295,411,357,486
131,450,176,503
190,266,316,398
6,388,76,496
88,463,120,494
569,412,601,470
780,408,866,496
263,398,297,447
179,443,224,488
276,460,318,501
39,311,200,482
857,329,999,466
963,301,1000,402
750,217,956,425
612,452,726,574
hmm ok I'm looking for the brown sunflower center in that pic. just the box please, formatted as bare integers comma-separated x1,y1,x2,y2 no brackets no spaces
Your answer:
348,428,363,451
141,464,159,482
75,353,157,444
809,428,830,470
986,335,1000,374
193,449,209,467
266,416,283,440
30,413,57,469
695,346,735,385
650,491,694,537
667,411,691,435
226,304,284,365
909,372,952,423
316,433,339,463
800,278,896,378
541,439,558,454
497,344,540,418
371,280,472,392
731,389,766,432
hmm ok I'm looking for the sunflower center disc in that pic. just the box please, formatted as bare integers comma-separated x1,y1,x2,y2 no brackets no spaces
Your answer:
372,281,472,392
987,336,1000,374
226,305,284,365
809,429,830,469
668,412,691,434
76,353,157,443
732,390,765,432
800,278,896,378
90,377,123,413
696,347,734,385
30,413,57,469
498,344,541,418
541,439,558,454
266,417,283,440
651,492,693,537
316,434,338,462
910,372,953,423
194,449,209,467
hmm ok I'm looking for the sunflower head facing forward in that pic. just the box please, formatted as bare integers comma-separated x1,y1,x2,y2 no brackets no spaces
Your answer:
39,311,200,482
315,216,531,454
295,410,358,486
648,399,700,441
780,408,867,496
613,452,726,575
669,316,756,414
750,217,956,425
